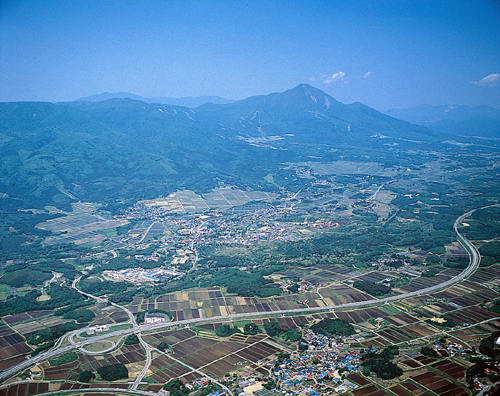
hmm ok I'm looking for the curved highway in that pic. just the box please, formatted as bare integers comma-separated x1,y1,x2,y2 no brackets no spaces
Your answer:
0,204,496,383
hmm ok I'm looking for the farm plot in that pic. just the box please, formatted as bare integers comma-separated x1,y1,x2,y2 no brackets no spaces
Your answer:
143,328,284,379
146,353,192,384
143,188,278,214
350,271,398,284
318,284,374,305
37,202,128,246
4,312,74,341
449,288,500,308
43,359,81,380
277,265,358,284
430,359,467,381
2,310,54,326
0,382,51,396
351,384,391,396
410,368,469,396
444,305,499,325
449,327,496,342
467,264,500,284
388,381,427,396
42,343,147,382
59,382,132,391
203,187,278,210
359,337,392,348
139,286,327,322
398,273,454,293
383,313,419,327
86,306,129,327
0,326,32,370
376,326,420,343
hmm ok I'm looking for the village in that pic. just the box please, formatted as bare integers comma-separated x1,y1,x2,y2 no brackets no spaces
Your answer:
185,328,364,396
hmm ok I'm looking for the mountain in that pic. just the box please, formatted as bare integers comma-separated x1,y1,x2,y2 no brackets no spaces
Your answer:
196,84,437,145
76,92,234,107
0,84,457,211
385,105,500,138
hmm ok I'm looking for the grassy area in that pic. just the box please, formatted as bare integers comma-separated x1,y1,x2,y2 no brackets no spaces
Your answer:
48,351,78,366
82,340,115,353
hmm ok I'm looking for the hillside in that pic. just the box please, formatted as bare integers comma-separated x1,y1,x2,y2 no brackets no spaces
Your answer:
0,84,456,212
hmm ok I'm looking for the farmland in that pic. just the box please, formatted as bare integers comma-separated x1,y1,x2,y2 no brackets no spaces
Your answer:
1,148,500,396
3,253,500,396
141,188,279,215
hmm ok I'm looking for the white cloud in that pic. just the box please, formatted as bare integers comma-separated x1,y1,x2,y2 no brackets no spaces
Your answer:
363,71,372,79
308,76,317,82
323,71,346,84
473,73,500,87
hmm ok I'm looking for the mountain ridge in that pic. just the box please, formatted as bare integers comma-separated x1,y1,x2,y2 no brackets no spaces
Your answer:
75,92,234,108
0,84,464,211
385,104,500,138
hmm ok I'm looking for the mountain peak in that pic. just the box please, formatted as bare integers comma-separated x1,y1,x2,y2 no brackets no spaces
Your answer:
278,83,341,112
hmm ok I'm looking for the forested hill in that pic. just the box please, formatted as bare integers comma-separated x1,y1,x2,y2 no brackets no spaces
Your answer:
0,84,460,210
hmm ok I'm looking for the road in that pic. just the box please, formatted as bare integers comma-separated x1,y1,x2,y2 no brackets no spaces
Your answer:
137,221,160,244
0,205,495,384
367,183,386,202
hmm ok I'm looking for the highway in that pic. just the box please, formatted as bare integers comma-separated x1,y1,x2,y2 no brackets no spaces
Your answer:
0,204,496,384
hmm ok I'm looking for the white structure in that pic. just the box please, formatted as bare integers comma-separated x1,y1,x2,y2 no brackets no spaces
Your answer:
145,313,167,324
86,324,109,335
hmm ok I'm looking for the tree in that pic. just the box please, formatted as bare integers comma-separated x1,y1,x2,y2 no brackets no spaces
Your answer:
63,309,95,323
479,331,500,358
361,347,403,380
243,323,260,335
216,324,240,337
310,318,355,336
420,346,439,358
353,280,391,296
158,342,170,351
77,370,95,383
283,329,302,342
264,321,283,337
288,284,299,293
97,364,128,381
163,379,189,396
124,334,139,345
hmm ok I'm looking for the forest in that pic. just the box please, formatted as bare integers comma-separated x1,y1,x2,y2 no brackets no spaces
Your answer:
310,318,355,336
361,346,402,380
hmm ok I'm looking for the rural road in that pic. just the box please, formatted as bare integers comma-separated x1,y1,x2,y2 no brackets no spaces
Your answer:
0,204,495,383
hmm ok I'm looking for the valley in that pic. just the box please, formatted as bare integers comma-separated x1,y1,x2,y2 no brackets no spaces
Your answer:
0,85,500,396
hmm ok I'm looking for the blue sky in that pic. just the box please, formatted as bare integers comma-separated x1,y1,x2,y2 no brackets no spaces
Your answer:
1,0,499,110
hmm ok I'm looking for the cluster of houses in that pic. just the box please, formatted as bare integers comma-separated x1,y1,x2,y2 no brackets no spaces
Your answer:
270,330,361,395
433,341,472,358
279,281,313,294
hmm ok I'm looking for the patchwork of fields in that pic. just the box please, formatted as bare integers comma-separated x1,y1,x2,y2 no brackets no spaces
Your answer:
2,262,500,395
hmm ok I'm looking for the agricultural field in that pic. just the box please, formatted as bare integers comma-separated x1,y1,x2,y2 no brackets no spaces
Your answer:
142,188,279,214
36,202,129,246
0,325,32,371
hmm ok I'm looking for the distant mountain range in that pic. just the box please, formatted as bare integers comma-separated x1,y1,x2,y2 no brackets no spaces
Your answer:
385,105,500,138
0,84,485,211
76,92,234,108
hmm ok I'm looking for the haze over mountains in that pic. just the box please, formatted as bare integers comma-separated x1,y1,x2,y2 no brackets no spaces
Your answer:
76,92,234,108
77,89,500,139
0,84,495,212
385,105,500,139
